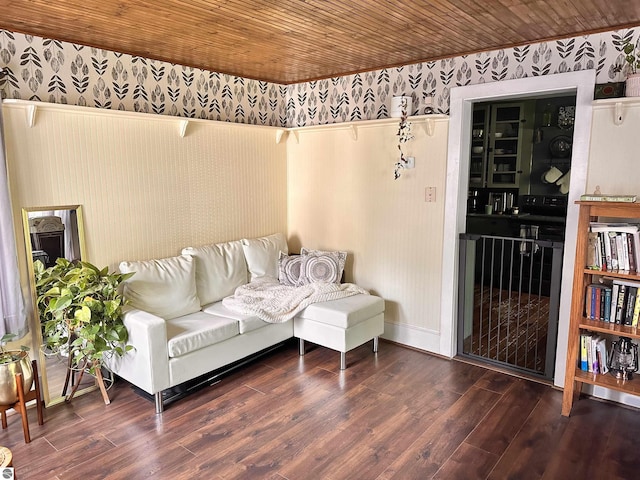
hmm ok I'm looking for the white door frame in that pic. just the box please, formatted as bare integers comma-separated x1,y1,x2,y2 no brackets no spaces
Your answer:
440,70,596,387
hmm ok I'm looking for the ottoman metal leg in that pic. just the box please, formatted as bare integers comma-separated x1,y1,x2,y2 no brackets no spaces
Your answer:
373,336,379,352
340,352,346,370
299,338,305,356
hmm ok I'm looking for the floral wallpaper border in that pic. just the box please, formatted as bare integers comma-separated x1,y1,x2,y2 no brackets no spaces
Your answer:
0,30,287,126
0,27,638,128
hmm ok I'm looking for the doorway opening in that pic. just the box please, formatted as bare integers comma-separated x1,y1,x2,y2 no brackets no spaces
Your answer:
440,70,595,388
458,95,576,380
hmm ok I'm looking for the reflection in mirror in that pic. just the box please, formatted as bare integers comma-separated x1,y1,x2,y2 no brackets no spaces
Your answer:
22,205,96,406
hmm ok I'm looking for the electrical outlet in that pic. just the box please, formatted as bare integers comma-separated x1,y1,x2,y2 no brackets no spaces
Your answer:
425,187,436,202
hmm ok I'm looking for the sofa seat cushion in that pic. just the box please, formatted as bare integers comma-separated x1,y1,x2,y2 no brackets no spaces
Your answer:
202,302,269,334
166,311,239,358
296,294,384,329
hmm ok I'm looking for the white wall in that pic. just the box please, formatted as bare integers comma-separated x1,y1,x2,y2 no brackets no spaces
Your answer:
588,100,640,195
286,116,450,351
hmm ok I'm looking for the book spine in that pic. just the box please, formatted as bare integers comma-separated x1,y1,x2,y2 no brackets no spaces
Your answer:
625,286,638,326
621,233,630,272
610,283,620,321
604,287,612,323
633,293,640,327
597,338,609,374
591,335,599,373
608,232,619,271
604,232,612,271
595,287,602,320
616,234,627,272
598,233,607,271
615,284,627,324
627,233,637,274
580,334,589,371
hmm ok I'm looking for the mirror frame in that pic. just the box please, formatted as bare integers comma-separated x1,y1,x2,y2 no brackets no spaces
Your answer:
21,205,97,406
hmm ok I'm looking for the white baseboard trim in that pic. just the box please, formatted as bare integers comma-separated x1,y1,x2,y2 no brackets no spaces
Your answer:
381,322,443,356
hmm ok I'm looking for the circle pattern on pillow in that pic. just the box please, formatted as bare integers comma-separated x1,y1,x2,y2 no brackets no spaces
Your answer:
278,253,303,286
302,254,340,283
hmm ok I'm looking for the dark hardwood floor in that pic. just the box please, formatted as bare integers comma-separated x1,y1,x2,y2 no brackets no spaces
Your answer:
2,340,639,479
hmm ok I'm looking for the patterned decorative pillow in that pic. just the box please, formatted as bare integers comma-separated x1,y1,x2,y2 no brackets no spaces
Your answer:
278,252,304,286
300,248,347,284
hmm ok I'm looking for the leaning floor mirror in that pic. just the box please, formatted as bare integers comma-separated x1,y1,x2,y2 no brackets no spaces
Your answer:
22,205,97,406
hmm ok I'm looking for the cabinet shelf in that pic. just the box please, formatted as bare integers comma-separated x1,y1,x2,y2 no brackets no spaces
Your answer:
562,201,640,417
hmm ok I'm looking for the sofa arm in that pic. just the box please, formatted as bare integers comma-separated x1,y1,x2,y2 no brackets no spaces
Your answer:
105,307,171,395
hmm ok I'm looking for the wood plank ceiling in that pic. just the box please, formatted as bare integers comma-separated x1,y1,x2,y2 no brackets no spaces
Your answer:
2,0,640,84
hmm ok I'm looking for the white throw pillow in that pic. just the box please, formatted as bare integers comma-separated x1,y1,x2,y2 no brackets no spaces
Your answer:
119,255,201,320
181,240,248,305
241,233,288,281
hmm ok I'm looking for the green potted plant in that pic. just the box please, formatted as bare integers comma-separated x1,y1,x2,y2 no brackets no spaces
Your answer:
0,333,32,405
34,258,134,401
621,38,640,97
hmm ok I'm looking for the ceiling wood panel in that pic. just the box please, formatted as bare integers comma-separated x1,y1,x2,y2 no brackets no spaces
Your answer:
1,0,639,83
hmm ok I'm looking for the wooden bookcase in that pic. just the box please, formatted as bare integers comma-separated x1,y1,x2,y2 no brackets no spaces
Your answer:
562,201,640,416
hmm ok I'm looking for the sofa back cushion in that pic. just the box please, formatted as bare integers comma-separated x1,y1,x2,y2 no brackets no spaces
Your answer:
241,233,288,281
119,255,201,320
181,240,248,305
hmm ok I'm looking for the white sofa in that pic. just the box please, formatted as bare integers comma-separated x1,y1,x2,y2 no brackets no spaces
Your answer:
107,233,384,413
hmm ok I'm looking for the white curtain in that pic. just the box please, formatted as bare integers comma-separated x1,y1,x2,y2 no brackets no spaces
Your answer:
0,98,27,338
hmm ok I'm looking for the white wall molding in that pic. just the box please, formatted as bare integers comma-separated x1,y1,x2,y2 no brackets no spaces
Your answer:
381,322,441,354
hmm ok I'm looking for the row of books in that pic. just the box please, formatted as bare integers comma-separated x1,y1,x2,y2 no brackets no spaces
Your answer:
579,332,609,375
587,222,640,274
584,280,640,326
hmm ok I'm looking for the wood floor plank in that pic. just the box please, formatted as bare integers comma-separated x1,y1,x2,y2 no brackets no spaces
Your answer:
539,397,615,479
466,378,547,456
473,369,520,394
378,386,501,479
432,442,500,480
487,388,569,480
592,405,640,480
2,341,639,480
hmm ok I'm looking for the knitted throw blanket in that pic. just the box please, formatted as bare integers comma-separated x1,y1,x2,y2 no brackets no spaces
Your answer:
222,277,368,323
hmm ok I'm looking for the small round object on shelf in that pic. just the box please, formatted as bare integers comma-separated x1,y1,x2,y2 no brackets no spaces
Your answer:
549,135,572,158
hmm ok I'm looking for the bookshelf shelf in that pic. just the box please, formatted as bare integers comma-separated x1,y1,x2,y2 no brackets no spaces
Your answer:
584,268,640,282
578,318,640,337
562,201,640,416
573,369,640,396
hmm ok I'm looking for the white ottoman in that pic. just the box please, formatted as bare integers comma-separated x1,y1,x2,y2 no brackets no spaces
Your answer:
293,294,385,369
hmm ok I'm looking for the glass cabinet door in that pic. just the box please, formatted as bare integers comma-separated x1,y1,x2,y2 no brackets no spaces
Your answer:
469,105,489,188
488,103,524,188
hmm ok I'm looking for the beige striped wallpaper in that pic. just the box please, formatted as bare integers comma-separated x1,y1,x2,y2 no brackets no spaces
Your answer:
4,101,450,353
5,101,287,272
286,117,449,338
